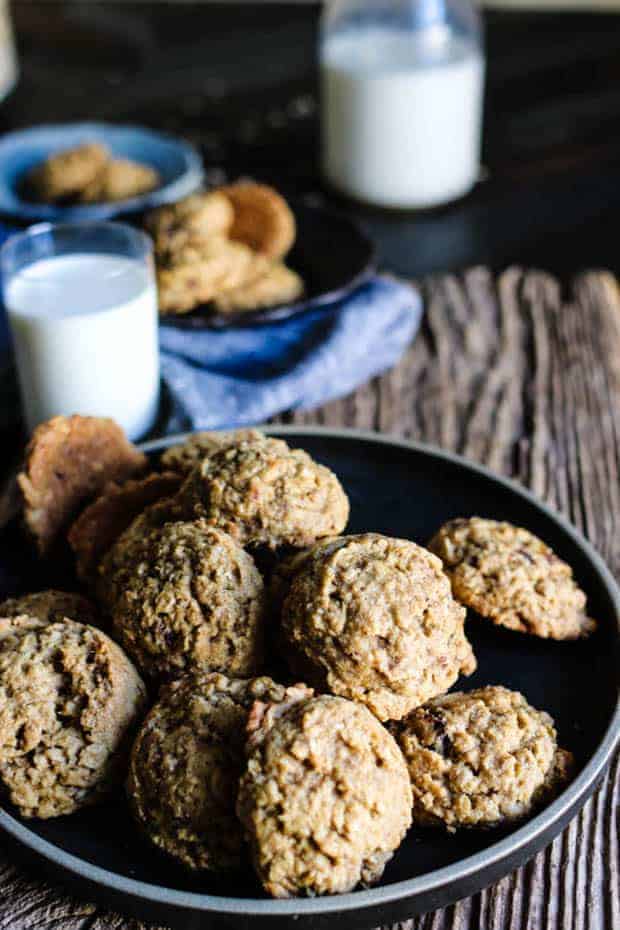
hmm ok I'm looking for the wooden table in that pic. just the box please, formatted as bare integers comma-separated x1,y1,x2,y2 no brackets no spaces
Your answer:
1,266,618,929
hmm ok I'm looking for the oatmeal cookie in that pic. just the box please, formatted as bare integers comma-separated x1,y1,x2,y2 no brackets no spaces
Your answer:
0,590,99,627
428,517,596,640
28,142,109,203
157,238,267,314
221,182,296,260
127,673,311,871
79,158,159,203
281,534,476,721
213,263,303,314
237,694,412,898
160,428,265,477
0,616,146,818
68,471,182,581
390,686,573,829
17,415,147,554
177,436,349,549
145,191,235,259
111,520,265,680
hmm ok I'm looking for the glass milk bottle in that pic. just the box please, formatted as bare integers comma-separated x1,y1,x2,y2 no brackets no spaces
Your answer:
320,0,485,209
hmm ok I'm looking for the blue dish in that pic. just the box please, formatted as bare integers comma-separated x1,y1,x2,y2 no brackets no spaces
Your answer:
0,123,204,222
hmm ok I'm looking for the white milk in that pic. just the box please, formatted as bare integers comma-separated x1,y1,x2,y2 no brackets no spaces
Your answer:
321,28,485,208
5,253,159,439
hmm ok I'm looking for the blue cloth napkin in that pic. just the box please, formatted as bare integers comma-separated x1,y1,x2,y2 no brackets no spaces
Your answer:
0,219,422,433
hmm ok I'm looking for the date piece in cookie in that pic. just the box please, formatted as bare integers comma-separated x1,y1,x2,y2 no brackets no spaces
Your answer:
280,534,476,721
67,471,182,582
111,520,265,681
0,616,146,818
0,590,99,627
213,262,303,314
17,414,147,555
176,436,349,549
221,182,296,260
390,686,573,829
127,673,311,871
27,142,109,203
429,517,596,640
237,693,412,898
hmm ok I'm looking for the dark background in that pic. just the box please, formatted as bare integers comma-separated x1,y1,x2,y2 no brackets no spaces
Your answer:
5,1,620,281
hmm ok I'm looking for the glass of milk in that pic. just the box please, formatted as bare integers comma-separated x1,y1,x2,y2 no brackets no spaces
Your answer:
320,0,485,209
1,222,159,440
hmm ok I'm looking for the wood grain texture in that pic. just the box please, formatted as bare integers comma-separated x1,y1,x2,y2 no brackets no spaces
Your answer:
0,267,618,930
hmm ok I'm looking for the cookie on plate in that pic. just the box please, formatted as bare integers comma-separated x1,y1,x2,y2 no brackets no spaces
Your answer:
280,534,476,721
0,616,146,818
237,693,412,898
28,142,109,203
390,686,573,830
79,158,159,203
17,414,147,554
213,262,303,314
159,428,266,477
221,181,296,260
145,191,235,259
127,673,312,871
428,517,596,640
0,590,99,627
176,436,350,549
111,520,265,680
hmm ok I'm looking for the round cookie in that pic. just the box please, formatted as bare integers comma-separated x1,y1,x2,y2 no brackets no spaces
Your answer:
280,534,476,721
390,686,573,829
145,191,235,260
221,181,296,260
127,673,312,871
428,517,596,640
0,590,99,627
177,436,349,549
111,520,265,680
159,428,265,477
28,142,109,203
237,694,412,898
0,616,146,818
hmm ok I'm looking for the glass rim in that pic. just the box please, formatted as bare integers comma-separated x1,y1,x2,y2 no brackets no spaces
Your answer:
0,220,153,270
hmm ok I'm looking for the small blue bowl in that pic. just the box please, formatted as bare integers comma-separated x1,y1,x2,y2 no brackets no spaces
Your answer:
0,122,204,222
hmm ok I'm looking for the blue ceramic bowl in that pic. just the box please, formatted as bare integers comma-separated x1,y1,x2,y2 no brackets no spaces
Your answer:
0,122,204,221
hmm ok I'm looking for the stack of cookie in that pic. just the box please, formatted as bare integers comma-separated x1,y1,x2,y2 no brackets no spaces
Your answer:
27,142,160,204
145,181,304,315
0,416,597,899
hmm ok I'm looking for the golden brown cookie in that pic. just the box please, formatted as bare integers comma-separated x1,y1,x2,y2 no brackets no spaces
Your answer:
159,428,266,477
127,673,312,871
428,517,596,640
157,238,267,315
221,182,296,260
145,191,235,259
67,471,183,582
213,263,303,314
79,158,159,203
280,534,476,721
390,686,573,829
0,590,99,627
27,142,109,203
237,694,412,898
0,616,146,818
17,415,147,555
111,520,265,680
176,436,350,548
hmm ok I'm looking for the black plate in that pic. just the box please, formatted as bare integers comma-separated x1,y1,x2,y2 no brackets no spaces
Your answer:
158,201,376,329
1,428,618,929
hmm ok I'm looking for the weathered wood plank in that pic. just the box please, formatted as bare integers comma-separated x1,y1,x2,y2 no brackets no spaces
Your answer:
1,267,618,930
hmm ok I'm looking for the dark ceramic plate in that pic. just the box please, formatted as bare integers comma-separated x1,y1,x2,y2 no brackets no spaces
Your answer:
0,428,618,929
158,201,376,329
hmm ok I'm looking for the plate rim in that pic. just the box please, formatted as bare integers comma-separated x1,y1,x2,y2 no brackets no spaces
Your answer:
1,425,618,918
